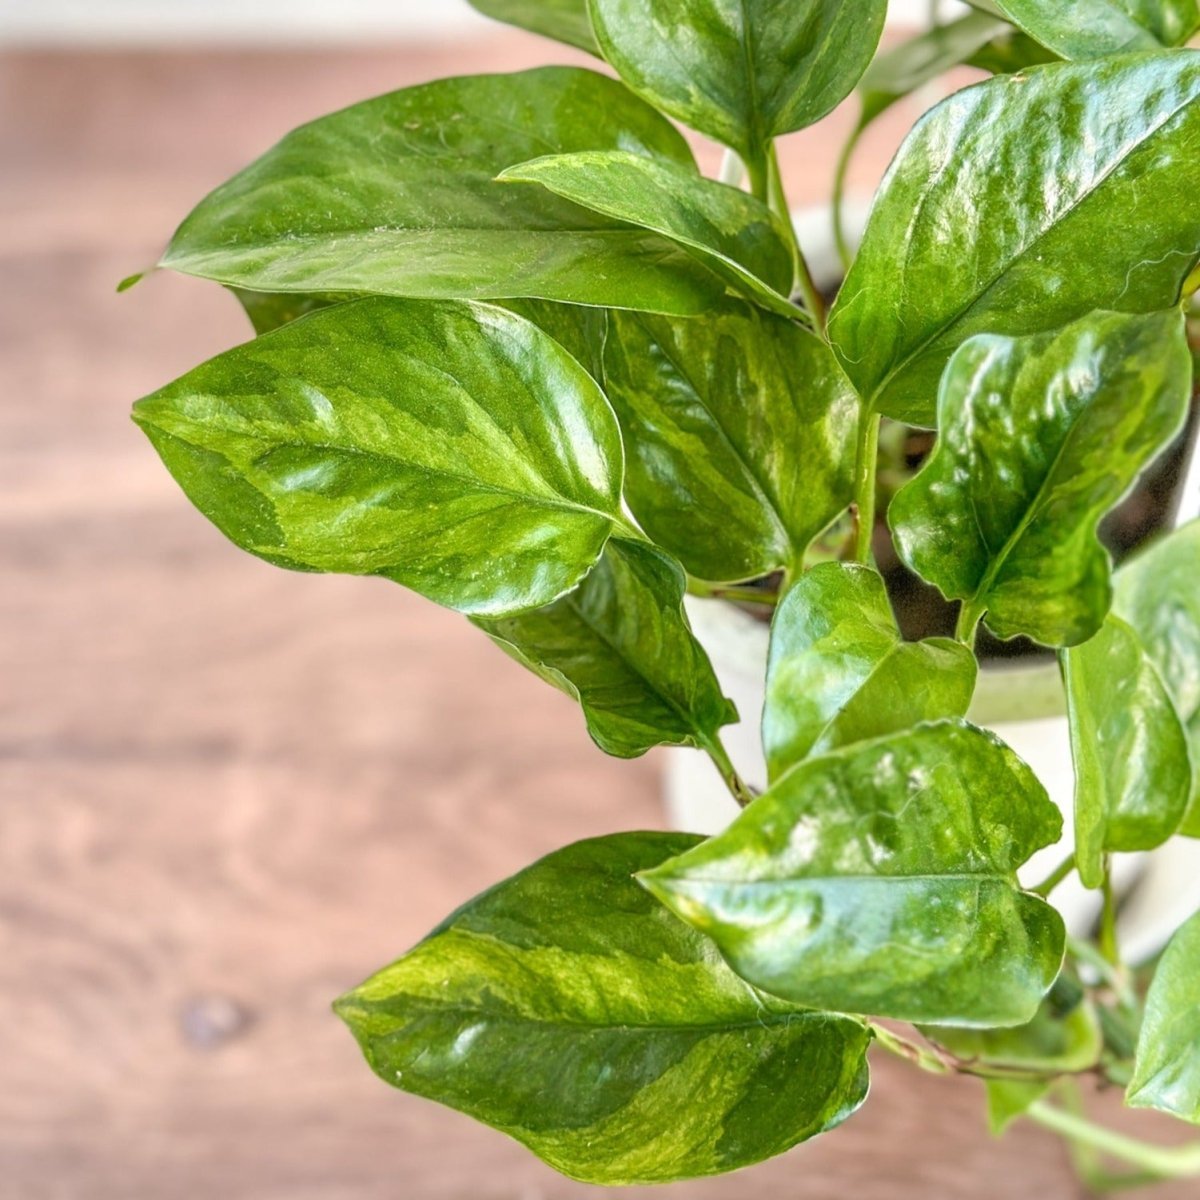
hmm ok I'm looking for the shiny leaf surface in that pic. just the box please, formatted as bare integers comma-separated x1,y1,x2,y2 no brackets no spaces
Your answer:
641,720,1065,1025
1129,907,1200,1123
763,562,977,781
161,68,723,315
889,311,1192,646
1064,616,1192,888
992,0,1199,59
336,833,872,1184
468,0,599,52
133,298,625,617
476,538,737,758
500,151,797,315
588,0,887,160
829,53,1200,424
602,300,858,582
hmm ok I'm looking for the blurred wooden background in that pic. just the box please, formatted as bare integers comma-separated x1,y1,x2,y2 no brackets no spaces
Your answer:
1,30,1192,1199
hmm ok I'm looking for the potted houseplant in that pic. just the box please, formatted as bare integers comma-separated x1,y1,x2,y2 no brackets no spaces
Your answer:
124,0,1200,1191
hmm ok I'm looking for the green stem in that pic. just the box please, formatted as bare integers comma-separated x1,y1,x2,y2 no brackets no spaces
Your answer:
832,121,865,274
1027,1102,1200,1181
955,597,984,647
746,150,770,204
686,579,780,607
851,410,881,563
1032,852,1076,898
703,737,755,808
870,1024,952,1075
1099,864,1121,969
766,142,826,328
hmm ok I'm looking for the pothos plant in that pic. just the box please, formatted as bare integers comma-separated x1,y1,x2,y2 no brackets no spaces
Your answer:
124,0,1200,1190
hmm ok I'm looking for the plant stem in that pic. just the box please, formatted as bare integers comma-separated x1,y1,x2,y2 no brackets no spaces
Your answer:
851,410,881,563
686,578,779,606
955,598,984,646
703,736,755,808
1032,852,1076,898
766,143,826,328
1099,864,1121,969
746,150,770,204
870,1024,952,1075
832,123,864,274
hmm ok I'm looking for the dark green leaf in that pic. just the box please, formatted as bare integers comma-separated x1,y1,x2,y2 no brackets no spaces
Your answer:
133,298,625,617
476,538,737,758
641,720,1065,1026
889,310,1192,647
763,562,977,781
588,0,887,162
966,30,1060,74
499,151,797,316
1064,616,1192,888
829,53,1200,425
335,832,872,1184
161,68,722,315
1128,907,1200,1123
498,299,609,384
992,0,1199,59
232,289,340,335
468,0,599,53
602,300,858,582
1113,519,1200,835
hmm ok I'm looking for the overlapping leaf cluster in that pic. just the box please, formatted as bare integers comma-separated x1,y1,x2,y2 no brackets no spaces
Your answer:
129,0,1200,1188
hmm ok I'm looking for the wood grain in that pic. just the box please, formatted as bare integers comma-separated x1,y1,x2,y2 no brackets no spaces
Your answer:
1,37,1191,1200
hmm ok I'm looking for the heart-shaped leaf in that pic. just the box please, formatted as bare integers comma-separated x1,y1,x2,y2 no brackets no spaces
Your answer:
335,832,872,1185
468,0,599,53
160,68,723,315
1129,907,1200,1123
889,310,1192,647
763,562,977,781
133,298,626,617
499,151,798,316
1064,616,1192,888
602,300,858,583
992,0,1198,59
641,720,1065,1026
1114,519,1200,834
477,538,737,758
829,53,1200,425
588,0,886,165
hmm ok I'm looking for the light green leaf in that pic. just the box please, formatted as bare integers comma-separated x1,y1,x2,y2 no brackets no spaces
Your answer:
889,310,1192,647
602,299,858,583
829,53,1200,425
133,298,625,617
992,0,1199,59
500,151,798,316
763,562,977,781
335,832,872,1185
641,720,1065,1026
986,1080,1052,1135
1064,616,1192,888
1114,519,1200,835
476,538,737,758
468,0,599,53
1129,907,1200,1123
160,68,723,316
498,298,609,384
588,0,887,163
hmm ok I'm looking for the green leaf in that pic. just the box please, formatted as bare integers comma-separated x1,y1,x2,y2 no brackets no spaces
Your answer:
499,151,798,316
1064,616,1193,889
232,289,340,335
476,538,737,758
498,299,609,384
889,310,1192,647
829,53,1200,425
1113,519,1200,835
335,832,872,1185
161,67,722,316
133,298,625,617
763,562,977,781
966,30,1060,74
602,300,858,583
985,1080,1052,1135
640,720,1065,1026
992,0,1199,59
468,0,599,53
588,0,887,163
1129,907,1200,1123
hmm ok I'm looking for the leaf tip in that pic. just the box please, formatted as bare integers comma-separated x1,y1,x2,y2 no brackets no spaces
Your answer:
116,270,146,294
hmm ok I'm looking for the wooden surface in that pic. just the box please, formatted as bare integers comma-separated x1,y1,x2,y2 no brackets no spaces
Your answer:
1,37,1190,1200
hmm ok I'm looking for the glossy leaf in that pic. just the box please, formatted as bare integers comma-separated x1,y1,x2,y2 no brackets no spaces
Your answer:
1113,519,1200,834
1064,616,1192,888
602,300,858,582
477,538,737,758
499,298,609,384
335,832,872,1184
641,720,1065,1026
233,289,340,335
763,562,977,781
1129,907,1200,1123
588,0,887,162
160,68,723,315
829,53,1200,425
468,0,598,53
133,298,625,617
889,310,1192,647
992,0,1199,59
500,151,797,316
